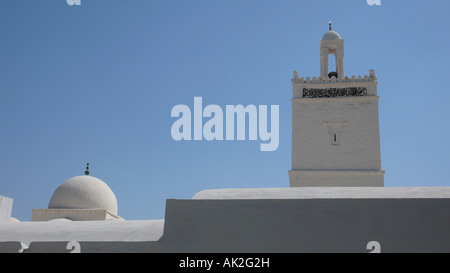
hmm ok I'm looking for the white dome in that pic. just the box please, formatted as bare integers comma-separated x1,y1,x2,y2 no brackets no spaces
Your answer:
48,176,118,215
322,30,342,40
49,218,72,222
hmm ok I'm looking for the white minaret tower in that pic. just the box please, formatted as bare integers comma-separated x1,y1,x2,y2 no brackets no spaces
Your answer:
289,23,385,187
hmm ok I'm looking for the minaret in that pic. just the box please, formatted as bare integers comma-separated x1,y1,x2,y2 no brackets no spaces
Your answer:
289,24,385,187
320,22,344,80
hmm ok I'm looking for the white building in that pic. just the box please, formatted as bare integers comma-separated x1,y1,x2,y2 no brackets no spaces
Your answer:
289,24,384,187
0,25,449,253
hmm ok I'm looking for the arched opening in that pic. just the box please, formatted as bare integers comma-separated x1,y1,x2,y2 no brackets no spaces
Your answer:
328,53,338,78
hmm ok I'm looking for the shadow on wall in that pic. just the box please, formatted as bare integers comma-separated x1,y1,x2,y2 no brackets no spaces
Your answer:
1,197,449,253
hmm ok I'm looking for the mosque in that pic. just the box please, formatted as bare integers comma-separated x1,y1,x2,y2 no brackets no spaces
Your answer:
0,25,449,253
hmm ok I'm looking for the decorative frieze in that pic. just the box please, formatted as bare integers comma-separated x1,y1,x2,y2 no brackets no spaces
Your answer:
302,87,367,98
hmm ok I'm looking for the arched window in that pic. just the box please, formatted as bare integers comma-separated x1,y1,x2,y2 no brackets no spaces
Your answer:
328,54,336,74
328,53,338,78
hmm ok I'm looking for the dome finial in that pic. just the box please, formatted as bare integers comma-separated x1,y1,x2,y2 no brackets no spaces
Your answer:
328,21,332,31
84,163,90,175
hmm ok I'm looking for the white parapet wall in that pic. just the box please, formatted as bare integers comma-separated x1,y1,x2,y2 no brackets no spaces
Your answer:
163,187,450,252
0,187,449,253
0,196,13,223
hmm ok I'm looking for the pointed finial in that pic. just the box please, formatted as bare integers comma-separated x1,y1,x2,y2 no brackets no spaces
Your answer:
329,21,332,31
85,163,90,175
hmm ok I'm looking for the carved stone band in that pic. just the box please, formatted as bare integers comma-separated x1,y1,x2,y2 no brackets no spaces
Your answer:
303,87,367,98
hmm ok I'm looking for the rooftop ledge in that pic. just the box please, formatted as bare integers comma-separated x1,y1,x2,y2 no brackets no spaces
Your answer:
292,70,378,84
192,187,450,200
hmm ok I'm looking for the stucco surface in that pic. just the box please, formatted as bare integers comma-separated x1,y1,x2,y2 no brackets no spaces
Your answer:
162,197,450,252
0,196,13,222
1,187,449,252
49,176,118,214
193,187,450,200
0,219,164,246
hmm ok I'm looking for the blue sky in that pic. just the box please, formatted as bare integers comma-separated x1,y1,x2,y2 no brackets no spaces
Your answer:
1,0,449,221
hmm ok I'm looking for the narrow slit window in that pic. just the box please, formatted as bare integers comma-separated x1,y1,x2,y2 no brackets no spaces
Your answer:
331,132,340,145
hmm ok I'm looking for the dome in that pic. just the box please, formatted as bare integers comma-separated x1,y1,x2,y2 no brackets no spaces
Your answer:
322,30,342,40
48,176,118,215
49,218,72,222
